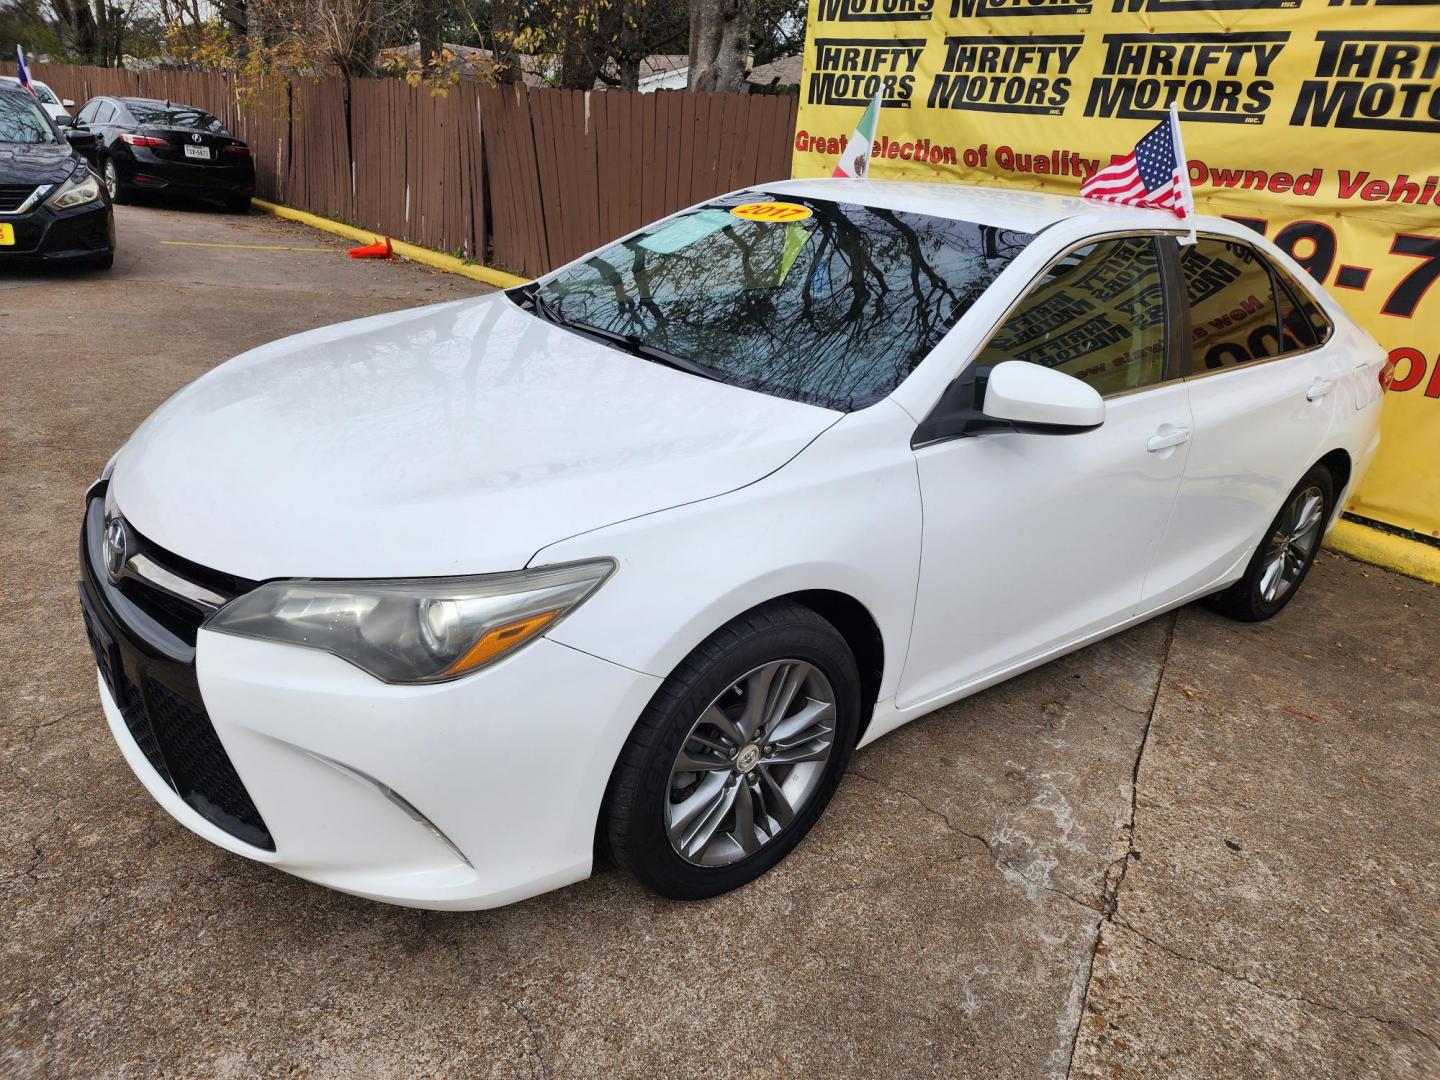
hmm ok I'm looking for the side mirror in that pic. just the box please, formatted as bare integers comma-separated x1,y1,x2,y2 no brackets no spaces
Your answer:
982,361,1104,431
64,128,97,148
912,361,1104,448
63,98,75,107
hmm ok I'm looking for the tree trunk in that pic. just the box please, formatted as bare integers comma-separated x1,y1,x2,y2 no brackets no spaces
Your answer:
687,0,751,93
614,0,642,91
416,0,443,73
490,0,522,84
558,35,605,90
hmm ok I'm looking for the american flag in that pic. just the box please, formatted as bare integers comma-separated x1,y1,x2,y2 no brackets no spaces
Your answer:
1081,109,1191,218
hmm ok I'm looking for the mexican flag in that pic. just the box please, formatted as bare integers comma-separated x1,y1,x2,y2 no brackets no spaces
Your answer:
832,92,882,179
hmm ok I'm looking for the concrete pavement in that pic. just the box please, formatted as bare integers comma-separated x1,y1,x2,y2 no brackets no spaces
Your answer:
2,205,1436,1079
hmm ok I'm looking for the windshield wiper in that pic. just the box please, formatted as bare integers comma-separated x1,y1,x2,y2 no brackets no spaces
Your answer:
514,284,724,384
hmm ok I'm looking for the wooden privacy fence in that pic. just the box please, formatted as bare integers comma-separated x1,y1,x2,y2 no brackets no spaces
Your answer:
0,61,799,278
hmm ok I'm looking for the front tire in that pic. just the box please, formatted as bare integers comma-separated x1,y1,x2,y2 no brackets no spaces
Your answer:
1207,464,1334,622
604,602,861,901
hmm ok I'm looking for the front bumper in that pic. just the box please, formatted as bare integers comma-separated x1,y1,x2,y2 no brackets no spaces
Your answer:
82,499,662,910
1,197,113,261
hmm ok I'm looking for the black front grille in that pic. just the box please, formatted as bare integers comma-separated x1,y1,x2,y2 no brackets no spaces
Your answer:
80,493,274,851
0,183,37,212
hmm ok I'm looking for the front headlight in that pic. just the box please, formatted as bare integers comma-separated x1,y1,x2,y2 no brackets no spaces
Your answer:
47,173,102,210
206,559,616,684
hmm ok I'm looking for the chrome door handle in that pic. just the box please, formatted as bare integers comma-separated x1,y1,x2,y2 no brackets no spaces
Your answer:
1146,426,1191,452
1306,378,1334,401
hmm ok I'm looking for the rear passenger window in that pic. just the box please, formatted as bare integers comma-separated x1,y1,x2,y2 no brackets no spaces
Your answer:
1179,238,1287,370
975,236,1168,396
1273,273,1318,351
1273,264,1333,346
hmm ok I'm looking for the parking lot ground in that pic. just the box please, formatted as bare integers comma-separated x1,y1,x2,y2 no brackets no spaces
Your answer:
3,205,1438,1079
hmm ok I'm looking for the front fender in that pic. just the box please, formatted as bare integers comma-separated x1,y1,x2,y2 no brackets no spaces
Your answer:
530,400,923,705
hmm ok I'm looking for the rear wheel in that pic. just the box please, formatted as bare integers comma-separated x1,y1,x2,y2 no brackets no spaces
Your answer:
103,159,131,205
227,195,252,214
604,602,860,900
1207,465,1333,622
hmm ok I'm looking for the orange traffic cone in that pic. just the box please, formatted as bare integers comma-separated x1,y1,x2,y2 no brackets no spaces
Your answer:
348,236,393,259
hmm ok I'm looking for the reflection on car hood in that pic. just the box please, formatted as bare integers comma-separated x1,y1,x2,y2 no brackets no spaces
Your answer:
111,294,841,579
0,142,77,188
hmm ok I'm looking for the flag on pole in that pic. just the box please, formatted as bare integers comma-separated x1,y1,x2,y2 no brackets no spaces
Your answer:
15,46,36,97
1080,104,1192,220
832,91,881,179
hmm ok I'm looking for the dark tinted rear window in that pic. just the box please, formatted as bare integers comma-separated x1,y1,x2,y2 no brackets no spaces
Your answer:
533,192,1033,411
126,102,225,133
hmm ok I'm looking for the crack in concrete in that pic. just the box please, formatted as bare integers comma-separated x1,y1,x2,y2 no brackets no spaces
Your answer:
501,997,550,1080
1111,916,1440,1057
1057,610,1440,1073
848,769,1101,914
1063,609,1177,1079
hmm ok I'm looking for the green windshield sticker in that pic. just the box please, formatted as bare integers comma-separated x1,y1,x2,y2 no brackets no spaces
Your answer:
777,223,812,287
636,209,735,255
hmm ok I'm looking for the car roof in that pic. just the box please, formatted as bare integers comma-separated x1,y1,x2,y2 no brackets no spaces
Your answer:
1,76,54,91
118,96,209,109
762,177,1226,236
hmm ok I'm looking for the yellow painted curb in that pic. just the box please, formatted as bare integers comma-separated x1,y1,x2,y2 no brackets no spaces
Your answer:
251,199,529,289
1325,520,1440,586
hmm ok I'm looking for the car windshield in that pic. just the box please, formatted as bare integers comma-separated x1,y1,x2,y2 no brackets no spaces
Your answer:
126,103,226,133
32,83,60,106
0,92,58,144
529,193,1033,411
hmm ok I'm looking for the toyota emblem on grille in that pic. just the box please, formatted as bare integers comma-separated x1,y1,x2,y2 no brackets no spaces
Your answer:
102,517,130,584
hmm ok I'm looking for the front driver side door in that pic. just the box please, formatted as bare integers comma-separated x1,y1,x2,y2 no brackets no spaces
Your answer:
897,233,1192,711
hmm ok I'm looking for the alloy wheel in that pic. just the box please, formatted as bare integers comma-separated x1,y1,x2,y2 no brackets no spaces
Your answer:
1259,483,1325,603
666,659,836,867
103,160,119,199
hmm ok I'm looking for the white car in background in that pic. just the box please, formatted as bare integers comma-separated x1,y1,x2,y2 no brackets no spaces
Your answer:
80,180,1388,910
1,77,74,124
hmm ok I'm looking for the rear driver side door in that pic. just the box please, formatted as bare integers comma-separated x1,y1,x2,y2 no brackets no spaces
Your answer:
1138,234,1346,608
896,232,1193,711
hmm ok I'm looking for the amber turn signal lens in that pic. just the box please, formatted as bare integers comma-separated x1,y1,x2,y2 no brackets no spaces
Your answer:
444,609,563,676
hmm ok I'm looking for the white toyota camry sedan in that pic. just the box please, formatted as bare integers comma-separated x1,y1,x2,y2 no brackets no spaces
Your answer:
81,180,1388,909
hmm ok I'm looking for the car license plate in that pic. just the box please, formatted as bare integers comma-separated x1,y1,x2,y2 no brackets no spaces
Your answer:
0,223,13,246
184,145,210,161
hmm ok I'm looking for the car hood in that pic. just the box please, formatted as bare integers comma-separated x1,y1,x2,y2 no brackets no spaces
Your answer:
111,294,840,579
0,142,78,187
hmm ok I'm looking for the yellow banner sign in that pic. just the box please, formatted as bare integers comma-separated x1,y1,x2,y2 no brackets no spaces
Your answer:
793,2,1440,538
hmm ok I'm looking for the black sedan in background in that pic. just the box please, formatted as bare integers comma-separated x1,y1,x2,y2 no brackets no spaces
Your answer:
0,86,114,270
75,96,255,212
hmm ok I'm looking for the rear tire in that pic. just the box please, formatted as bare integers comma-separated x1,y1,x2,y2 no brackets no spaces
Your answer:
604,601,861,901
227,196,252,214
103,159,131,206
1206,464,1334,622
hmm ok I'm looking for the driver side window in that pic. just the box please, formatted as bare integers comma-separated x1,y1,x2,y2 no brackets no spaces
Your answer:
975,236,1169,397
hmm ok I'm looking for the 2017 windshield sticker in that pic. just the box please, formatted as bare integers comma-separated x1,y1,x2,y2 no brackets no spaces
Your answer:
731,202,814,222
